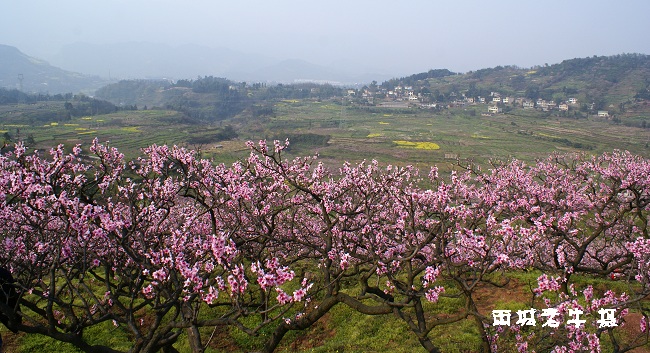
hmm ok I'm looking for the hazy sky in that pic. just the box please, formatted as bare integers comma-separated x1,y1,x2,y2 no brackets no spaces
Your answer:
3,0,650,75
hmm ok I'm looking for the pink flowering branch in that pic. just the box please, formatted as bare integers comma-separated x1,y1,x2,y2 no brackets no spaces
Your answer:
0,141,648,353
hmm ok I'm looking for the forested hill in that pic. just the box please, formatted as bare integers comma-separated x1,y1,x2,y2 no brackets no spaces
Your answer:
382,69,457,87
94,77,344,122
402,54,650,107
4,41,648,109
531,54,650,103
0,45,107,94
91,54,650,123
0,88,132,125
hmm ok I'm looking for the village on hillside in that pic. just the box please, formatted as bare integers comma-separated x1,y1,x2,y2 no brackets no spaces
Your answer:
342,85,616,118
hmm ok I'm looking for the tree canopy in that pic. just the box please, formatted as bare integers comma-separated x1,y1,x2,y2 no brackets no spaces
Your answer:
0,141,648,352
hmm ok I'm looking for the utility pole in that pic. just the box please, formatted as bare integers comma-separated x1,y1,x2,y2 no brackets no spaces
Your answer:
339,100,346,129
17,74,23,91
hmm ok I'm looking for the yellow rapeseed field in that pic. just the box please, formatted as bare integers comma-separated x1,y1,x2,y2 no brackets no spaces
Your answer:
393,140,440,150
121,127,141,133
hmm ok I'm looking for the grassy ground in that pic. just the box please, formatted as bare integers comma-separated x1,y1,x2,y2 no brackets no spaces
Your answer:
3,270,647,353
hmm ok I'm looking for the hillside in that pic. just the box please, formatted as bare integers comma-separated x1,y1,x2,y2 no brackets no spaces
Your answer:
94,77,344,122
0,44,108,94
2,52,649,167
92,53,650,120
380,54,650,112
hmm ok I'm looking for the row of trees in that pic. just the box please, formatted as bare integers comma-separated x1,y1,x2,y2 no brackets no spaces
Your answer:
0,141,648,352
0,88,75,105
380,69,456,91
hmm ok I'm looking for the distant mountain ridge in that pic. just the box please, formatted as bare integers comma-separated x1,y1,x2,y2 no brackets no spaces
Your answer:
3,42,650,105
50,42,277,80
0,44,107,94
48,42,393,84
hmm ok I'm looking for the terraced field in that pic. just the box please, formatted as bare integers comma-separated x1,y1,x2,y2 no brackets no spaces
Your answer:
2,99,649,170
257,100,650,170
1,109,251,163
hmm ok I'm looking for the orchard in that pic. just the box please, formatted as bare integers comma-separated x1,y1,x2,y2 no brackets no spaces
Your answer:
0,139,648,353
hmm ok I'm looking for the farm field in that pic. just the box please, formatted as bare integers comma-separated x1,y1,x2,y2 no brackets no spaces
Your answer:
245,100,650,170
2,100,650,169
0,108,250,163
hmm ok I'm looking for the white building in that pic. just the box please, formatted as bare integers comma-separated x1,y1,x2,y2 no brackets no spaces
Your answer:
488,105,502,114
